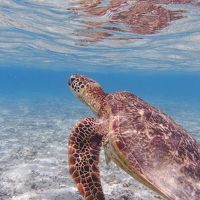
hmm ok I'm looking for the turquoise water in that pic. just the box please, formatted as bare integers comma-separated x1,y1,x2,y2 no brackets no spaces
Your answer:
0,1,200,200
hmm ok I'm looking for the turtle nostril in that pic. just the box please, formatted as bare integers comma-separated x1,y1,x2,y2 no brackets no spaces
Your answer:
71,78,75,82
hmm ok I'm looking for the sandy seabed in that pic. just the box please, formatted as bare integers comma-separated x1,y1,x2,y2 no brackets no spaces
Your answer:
0,98,199,200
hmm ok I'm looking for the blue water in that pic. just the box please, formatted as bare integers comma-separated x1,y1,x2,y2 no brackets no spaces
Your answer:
0,1,200,200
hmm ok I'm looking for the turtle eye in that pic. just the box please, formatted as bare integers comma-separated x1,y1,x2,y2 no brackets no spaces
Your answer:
68,77,75,86
71,78,75,84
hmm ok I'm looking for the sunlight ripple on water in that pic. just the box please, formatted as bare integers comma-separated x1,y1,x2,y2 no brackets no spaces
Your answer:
0,0,200,70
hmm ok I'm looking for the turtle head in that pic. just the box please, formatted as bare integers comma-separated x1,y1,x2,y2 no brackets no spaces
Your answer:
68,74,106,114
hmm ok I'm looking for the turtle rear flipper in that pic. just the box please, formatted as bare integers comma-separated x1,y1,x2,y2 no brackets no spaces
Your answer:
68,117,105,200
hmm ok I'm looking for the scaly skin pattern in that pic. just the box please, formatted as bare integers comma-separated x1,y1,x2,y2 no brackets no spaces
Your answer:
103,92,200,200
68,117,105,200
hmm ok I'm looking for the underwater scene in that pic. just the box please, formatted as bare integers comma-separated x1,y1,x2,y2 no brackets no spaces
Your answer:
0,0,200,200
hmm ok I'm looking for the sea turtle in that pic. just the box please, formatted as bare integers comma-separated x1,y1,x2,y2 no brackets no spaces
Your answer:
67,74,200,200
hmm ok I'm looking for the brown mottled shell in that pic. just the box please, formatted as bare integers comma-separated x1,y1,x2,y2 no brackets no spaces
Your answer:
101,92,200,200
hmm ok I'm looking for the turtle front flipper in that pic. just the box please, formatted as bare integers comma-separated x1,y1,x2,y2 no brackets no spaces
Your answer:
68,117,105,200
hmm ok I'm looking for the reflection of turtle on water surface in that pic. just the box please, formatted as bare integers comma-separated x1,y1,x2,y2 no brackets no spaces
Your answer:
67,74,200,200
